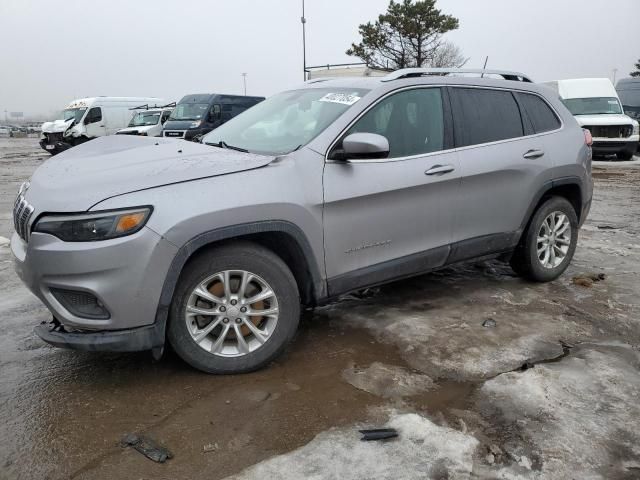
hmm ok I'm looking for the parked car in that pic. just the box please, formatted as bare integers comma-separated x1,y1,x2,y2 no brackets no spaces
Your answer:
616,78,640,153
12,68,593,374
116,104,175,137
545,78,639,160
162,93,264,141
0,126,10,137
40,97,166,155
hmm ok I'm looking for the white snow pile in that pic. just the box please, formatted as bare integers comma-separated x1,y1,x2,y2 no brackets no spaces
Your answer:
479,344,640,479
225,412,478,480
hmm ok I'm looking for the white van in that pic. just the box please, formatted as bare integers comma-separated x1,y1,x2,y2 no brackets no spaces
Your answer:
40,97,166,155
116,104,174,138
545,78,639,160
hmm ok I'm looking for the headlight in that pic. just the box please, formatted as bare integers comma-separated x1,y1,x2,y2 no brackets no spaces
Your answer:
33,207,152,242
190,120,202,128
633,122,639,136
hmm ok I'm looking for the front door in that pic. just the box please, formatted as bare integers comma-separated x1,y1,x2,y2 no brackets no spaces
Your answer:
323,87,460,295
83,107,106,137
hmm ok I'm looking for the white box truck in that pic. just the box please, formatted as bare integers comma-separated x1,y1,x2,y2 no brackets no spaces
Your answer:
545,78,639,160
40,97,166,155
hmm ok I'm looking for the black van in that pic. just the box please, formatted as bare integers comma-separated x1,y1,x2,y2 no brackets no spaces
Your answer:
162,93,264,141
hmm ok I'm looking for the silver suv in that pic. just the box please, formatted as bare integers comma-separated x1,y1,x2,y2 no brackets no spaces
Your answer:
11,68,593,373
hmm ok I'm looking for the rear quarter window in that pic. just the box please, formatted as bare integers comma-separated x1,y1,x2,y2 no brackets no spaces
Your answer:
516,92,561,133
451,88,524,147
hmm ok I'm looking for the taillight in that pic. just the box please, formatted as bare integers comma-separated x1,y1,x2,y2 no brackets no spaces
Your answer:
583,128,593,147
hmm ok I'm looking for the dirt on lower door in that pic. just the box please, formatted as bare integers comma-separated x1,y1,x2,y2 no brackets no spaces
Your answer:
1,141,639,480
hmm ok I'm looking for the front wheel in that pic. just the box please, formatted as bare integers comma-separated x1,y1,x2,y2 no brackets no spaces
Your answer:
167,242,300,374
510,196,578,282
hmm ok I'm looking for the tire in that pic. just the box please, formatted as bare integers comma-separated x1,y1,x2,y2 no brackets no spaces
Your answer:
617,150,634,161
167,242,300,374
510,196,579,282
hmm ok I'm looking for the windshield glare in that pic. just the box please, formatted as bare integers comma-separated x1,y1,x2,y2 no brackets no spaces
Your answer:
169,103,209,121
129,112,161,127
202,88,369,155
62,108,87,123
563,97,623,115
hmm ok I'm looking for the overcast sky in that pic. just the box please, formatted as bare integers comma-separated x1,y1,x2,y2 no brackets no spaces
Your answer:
0,0,637,118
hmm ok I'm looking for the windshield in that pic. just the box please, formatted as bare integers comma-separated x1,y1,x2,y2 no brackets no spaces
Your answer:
202,88,369,155
128,112,161,127
562,97,623,115
62,108,87,123
169,103,210,121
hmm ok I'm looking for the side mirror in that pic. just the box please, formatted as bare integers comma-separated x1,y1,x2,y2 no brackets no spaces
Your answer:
335,133,389,161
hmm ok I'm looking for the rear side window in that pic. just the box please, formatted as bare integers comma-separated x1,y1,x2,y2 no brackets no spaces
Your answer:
346,87,445,158
451,88,523,147
516,93,561,133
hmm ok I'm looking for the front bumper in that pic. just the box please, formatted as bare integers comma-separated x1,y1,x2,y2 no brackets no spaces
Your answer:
35,320,163,352
11,226,178,348
592,139,639,155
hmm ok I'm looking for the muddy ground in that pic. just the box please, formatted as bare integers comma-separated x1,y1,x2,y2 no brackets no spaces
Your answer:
1,138,639,480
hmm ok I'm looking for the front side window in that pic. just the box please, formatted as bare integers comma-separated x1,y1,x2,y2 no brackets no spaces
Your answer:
344,88,444,158
128,112,161,127
562,97,623,116
202,88,369,155
84,107,102,124
451,88,523,147
516,93,561,133
169,103,210,121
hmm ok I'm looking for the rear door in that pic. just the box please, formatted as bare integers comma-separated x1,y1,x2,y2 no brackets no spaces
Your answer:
323,87,460,294
448,87,554,262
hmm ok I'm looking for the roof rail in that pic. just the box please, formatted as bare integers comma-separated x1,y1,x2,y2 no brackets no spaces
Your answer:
382,68,533,83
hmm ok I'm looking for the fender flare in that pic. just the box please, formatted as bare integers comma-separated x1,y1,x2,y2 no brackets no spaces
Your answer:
152,220,326,345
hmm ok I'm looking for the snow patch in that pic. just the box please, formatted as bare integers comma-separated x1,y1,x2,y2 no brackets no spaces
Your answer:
225,413,478,480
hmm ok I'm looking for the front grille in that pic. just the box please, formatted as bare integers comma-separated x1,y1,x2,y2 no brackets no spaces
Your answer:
44,132,64,143
584,125,633,138
13,194,35,241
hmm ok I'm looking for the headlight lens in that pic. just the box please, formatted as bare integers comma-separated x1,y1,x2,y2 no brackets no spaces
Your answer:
190,120,202,128
633,122,639,136
33,207,152,242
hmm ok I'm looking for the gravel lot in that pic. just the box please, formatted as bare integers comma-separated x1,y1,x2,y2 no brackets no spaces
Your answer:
1,138,640,479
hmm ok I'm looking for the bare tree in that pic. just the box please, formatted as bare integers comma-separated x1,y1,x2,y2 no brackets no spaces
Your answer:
429,41,468,68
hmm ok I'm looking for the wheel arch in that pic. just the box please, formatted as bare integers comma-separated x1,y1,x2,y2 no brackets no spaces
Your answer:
153,221,326,345
520,177,584,237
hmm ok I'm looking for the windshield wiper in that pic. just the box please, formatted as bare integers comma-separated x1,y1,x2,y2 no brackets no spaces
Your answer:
205,141,249,153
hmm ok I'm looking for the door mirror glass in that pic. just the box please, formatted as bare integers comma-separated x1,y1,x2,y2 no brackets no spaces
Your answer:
338,133,389,160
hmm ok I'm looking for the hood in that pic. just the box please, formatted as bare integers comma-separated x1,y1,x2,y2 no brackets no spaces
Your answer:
117,124,155,134
574,114,637,126
26,135,275,212
41,118,74,134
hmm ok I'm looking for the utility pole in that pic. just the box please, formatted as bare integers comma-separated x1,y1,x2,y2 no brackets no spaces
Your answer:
241,73,247,96
612,68,618,85
301,0,307,81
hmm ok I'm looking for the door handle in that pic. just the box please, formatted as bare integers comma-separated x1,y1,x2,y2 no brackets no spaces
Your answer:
425,164,455,176
523,149,545,159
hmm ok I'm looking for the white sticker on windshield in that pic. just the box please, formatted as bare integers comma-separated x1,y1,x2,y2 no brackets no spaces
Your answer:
319,93,361,106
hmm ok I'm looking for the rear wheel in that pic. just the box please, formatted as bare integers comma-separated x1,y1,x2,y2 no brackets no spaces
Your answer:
617,150,635,161
510,196,578,282
168,242,300,374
